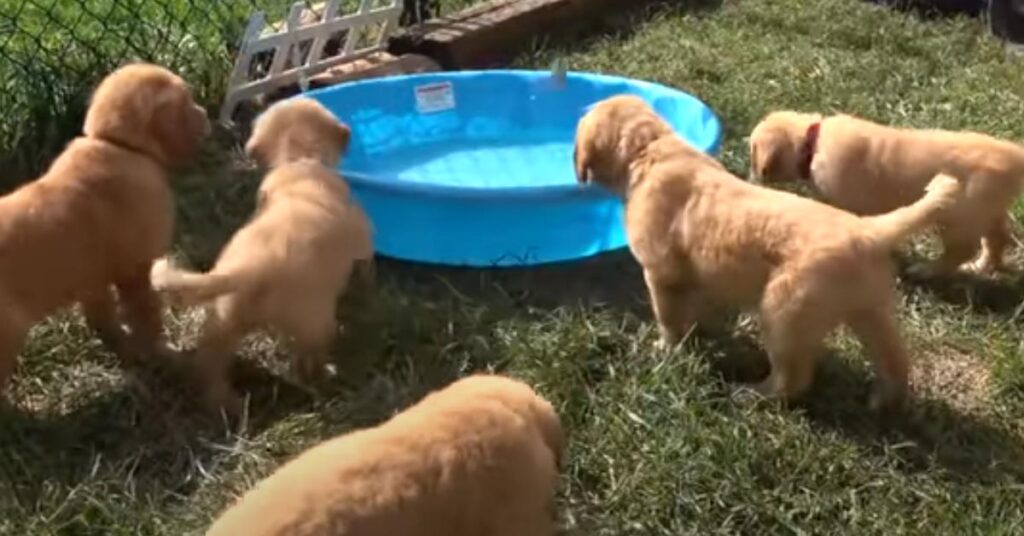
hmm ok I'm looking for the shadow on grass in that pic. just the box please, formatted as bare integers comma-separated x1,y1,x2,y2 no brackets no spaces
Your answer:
375,249,650,315
678,324,1024,485
0,283,519,512
808,396,1024,483
0,359,315,506
685,326,774,384
866,0,987,18
898,265,1024,317
800,357,1024,484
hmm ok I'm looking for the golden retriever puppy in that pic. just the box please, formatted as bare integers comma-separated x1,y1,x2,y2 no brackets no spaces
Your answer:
0,63,209,395
749,111,1024,275
205,374,564,536
574,95,964,408
150,97,372,415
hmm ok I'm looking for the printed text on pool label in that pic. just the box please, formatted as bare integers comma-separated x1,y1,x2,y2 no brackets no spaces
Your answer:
414,82,456,114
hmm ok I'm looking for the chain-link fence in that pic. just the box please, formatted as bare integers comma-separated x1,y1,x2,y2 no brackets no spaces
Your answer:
0,0,476,185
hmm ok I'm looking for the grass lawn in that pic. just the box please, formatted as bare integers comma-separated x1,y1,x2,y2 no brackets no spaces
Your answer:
3,0,1024,534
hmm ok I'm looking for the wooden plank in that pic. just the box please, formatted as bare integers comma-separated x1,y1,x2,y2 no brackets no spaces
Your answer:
307,52,441,88
230,48,382,102
388,0,641,69
251,53,442,114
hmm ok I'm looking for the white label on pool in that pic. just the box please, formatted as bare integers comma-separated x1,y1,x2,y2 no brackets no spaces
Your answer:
414,82,456,114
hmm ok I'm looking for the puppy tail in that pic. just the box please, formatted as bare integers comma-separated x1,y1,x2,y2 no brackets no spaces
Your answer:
861,174,963,250
150,258,245,306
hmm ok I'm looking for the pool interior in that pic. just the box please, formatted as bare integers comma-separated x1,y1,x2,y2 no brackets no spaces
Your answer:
314,71,720,191
346,136,574,189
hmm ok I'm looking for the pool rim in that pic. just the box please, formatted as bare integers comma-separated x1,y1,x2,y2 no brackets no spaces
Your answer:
302,69,724,200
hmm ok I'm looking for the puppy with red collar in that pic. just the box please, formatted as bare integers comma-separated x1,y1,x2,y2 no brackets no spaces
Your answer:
748,111,1024,276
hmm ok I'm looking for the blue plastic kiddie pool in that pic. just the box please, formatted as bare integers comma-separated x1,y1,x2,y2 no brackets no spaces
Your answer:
304,70,722,267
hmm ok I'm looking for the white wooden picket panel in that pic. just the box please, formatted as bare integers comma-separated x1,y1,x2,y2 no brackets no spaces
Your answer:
220,0,402,123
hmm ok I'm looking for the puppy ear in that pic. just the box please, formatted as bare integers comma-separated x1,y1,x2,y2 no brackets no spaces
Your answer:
751,139,781,182
621,120,664,161
152,89,209,167
247,120,285,169
332,121,352,156
573,141,591,183
748,139,760,181
244,136,267,168
151,94,194,164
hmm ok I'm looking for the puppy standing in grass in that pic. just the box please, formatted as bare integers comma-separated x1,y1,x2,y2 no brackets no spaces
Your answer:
748,111,1024,275
205,374,564,536
574,95,963,408
151,98,373,416
0,63,210,396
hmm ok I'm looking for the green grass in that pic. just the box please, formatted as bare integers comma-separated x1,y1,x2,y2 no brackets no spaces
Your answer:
0,0,479,184
0,0,273,182
3,0,1024,534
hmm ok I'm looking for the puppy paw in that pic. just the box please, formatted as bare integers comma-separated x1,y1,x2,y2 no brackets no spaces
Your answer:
868,384,907,413
653,324,689,352
654,336,680,352
924,174,961,195
733,383,770,404
150,258,199,309
149,257,175,291
961,257,1005,277
923,174,964,209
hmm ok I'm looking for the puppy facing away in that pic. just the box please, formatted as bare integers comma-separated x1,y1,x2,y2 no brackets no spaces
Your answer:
151,97,373,416
205,374,564,536
749,111,1024,275
0,63,210,395
574,95,963,408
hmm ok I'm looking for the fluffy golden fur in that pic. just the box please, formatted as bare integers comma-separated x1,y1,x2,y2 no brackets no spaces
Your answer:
749,111,1024,275
574,95,964,408
205,374,564,536
151,97,372,415
0,63,209,395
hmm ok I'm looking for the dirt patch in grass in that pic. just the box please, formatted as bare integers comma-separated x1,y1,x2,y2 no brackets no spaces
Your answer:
912,347,994,415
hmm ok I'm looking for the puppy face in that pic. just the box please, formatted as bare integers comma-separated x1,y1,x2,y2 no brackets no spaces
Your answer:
748,111,819,183
84,63,210,167
245,97,351,169
574,95,673,197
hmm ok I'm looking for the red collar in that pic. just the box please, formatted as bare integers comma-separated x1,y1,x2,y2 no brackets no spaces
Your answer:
799,121,821,181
